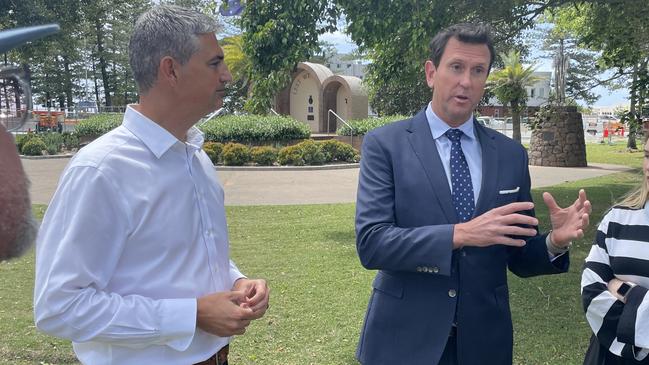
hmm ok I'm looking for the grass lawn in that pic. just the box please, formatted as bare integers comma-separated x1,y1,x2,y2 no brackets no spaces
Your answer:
0,144,644,365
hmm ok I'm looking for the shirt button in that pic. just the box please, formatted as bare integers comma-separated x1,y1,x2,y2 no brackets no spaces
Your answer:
448,289,457,298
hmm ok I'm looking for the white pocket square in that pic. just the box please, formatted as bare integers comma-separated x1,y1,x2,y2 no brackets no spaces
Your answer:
498,187,520,195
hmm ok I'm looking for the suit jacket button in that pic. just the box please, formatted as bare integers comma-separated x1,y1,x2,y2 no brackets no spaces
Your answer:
422,267,429,273
432,266,439,273
416,266,423,272
448,289,457,298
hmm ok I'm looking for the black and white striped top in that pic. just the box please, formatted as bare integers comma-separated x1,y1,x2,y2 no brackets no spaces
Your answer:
581,202,649,362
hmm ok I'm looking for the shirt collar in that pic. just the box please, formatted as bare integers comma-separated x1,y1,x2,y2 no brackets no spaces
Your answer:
122,105,205,158
425,102,476,141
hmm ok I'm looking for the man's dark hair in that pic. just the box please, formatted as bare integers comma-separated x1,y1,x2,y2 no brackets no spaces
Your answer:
429,23,495,72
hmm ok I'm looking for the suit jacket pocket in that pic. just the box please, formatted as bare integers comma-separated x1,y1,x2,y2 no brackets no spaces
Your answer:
372,271,404,299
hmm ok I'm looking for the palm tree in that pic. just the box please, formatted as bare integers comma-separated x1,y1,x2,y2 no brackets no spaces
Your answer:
221,35,252,113
487,50,541,142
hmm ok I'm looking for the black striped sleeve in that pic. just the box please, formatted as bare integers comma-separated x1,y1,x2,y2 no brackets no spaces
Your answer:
617,286,649,346
595,230,608,252
596,301,625,350
582,281,608,313
584,261,614,283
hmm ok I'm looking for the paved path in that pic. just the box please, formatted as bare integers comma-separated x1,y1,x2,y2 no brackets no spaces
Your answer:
21,157,632,206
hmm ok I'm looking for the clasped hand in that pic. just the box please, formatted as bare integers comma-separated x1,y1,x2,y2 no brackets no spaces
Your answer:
196,278,270,337
453,189,591,248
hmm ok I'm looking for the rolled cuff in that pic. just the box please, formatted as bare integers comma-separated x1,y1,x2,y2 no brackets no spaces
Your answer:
159,298,197,351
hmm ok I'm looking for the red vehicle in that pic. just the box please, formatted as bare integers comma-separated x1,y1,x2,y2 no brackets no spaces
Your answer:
33,110,63,132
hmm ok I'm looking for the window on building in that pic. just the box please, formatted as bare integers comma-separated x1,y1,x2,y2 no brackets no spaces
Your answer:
539,88,544,98
530,88,535,98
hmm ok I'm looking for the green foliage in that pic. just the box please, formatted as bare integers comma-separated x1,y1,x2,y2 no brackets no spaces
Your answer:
251,146,279,166
203,141,224,164
14,133,38,153
337,115,406,136
277,144,305,166
221,142,252,166
74,114,122,140
21,137,47,156
318,139,360,163
199,115,310,144
277,139,326,166
240,1,338,114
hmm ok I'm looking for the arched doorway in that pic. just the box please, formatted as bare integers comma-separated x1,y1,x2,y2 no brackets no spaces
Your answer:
321,75,368,132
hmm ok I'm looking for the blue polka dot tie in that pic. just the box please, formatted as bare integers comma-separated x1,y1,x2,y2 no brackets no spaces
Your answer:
445,129,475,222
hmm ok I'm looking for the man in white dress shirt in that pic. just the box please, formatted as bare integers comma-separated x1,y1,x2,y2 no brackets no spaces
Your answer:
33,5,269,365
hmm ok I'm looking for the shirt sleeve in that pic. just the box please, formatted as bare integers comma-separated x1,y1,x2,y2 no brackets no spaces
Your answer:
581,212,649,361
229,259,246,288
34,166,196,350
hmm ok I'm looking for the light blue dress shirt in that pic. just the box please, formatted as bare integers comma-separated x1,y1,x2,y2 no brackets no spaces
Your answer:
34,106,245,364
425,103,482,205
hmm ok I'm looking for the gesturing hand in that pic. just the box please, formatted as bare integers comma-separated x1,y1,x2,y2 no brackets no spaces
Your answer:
453,202,539,248
543,189,591,247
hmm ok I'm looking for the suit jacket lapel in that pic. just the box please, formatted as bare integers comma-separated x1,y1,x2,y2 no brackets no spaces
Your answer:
474,119,498,217
406,109,457,223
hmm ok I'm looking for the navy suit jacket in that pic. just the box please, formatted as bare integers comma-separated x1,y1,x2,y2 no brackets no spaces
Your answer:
355,109,569,365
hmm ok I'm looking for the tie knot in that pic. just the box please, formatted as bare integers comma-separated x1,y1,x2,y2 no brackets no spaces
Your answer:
445,129,463,142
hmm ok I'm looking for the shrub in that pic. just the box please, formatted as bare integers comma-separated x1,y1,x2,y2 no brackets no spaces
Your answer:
298,140,326,165
337,115,406,136
203,141,224,164
318,139,360,163
39,132,65,153
251,146,278,166
21,137,47,156
15,133,38,152
278,144,305,166
221,143,251,166
62,133,80,150
75,113,122,140
199,115,310,144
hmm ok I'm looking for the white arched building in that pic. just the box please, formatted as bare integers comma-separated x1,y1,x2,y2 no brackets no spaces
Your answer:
274,62,368,133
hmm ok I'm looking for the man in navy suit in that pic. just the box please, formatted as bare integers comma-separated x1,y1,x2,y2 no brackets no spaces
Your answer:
355,23,591,365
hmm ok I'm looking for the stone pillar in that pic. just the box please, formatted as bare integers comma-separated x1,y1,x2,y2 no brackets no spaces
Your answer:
529,106,587,167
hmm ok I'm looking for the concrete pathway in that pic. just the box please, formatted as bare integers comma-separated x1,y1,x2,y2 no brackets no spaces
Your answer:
21,157,633,206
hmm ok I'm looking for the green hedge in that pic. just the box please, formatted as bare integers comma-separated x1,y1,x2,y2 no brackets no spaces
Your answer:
22,137,47,156
199,115,310,144
337,115,407,136
222,142,252,166
74,114,122,140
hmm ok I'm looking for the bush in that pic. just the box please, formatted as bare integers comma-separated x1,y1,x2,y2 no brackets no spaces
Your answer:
21,137,47,156
278,144,305,166
199,115,311,144
15,133,38,153
251,146,278,166
39,132,64,154
299,140,326,165
278,140,325,166
203,141,224,164
75,113,122,140
337,115,406,136
62,133,80,150
221,143,251,166
318,140,360,163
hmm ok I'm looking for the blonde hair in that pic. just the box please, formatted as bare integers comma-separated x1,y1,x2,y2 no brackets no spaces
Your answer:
618,137,649,209
617,180,648,209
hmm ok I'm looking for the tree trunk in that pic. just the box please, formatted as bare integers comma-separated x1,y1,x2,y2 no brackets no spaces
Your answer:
511,100,521,142
628,63,639,150
63,56,74,113
95,19,112,106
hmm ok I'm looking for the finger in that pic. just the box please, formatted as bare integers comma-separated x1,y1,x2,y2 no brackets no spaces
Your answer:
583,200,592,215
499,226,538,237
542,192,560,213
248,295,269,313
494,237,527,247
228,290,249,305
494,202,534,215
499,213,539,227
243,284,266,307
582,213,590,229
579,189,588,205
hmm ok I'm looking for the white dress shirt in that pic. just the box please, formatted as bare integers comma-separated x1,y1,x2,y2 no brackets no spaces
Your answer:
425,103,483,203
34,106,245,365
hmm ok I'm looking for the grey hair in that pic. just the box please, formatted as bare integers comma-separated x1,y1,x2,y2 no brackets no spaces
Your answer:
129,5,220,94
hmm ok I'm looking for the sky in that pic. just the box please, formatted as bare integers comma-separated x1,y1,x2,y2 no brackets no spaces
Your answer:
318,30,630,108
